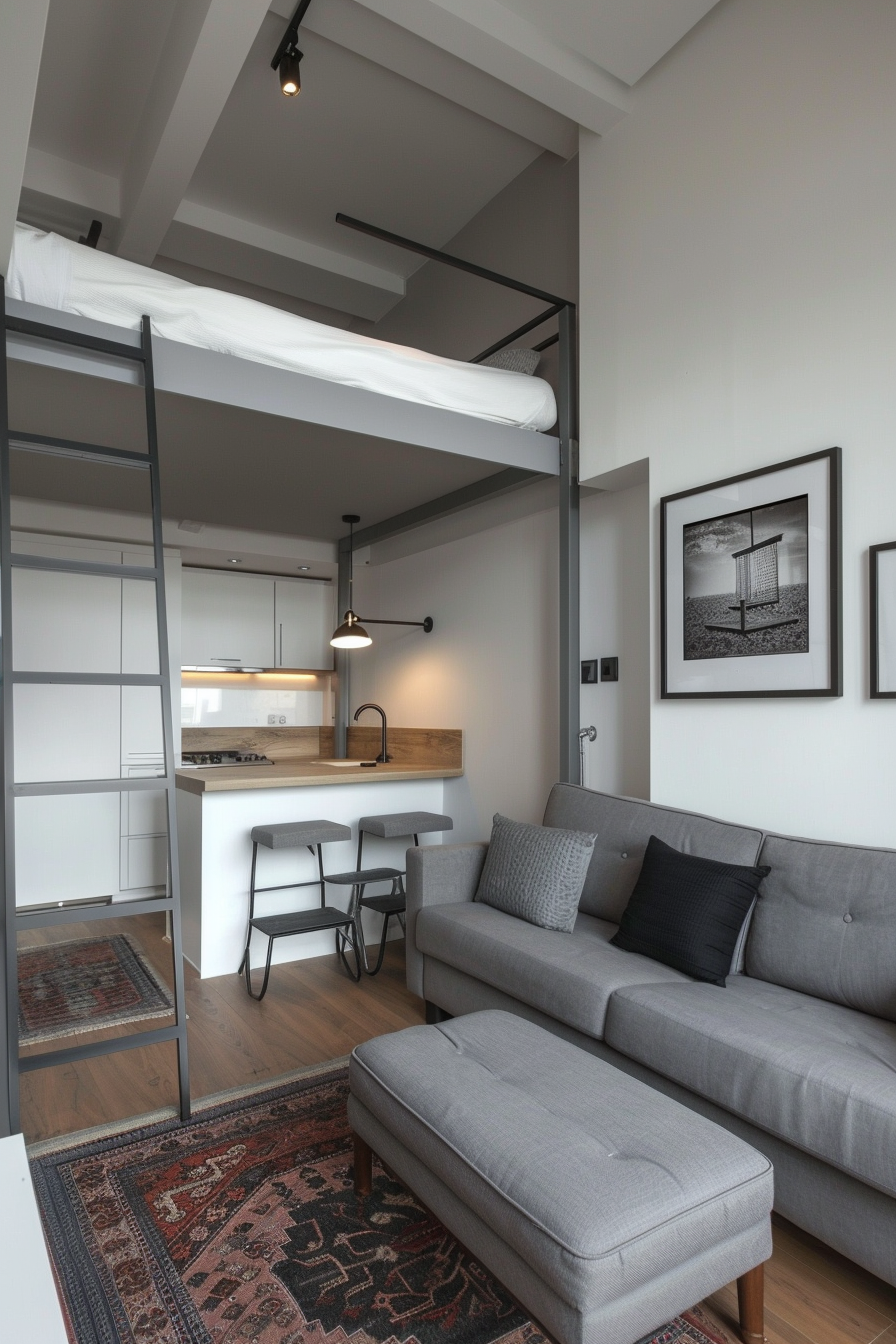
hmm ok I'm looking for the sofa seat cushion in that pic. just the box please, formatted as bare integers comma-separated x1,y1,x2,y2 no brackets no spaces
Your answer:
416,902,690,1039
605,976,896,1198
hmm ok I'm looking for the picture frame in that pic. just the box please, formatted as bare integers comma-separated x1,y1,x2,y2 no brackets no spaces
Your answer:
870,541,896,698
661,447,842,698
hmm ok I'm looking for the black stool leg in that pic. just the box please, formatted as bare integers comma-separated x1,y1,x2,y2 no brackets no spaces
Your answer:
245,933,275,1001
336,923,362,981
238,842,260,979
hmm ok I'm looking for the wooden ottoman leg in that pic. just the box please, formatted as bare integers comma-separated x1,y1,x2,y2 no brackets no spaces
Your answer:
353,1132,373,1195
737,1263,765,1343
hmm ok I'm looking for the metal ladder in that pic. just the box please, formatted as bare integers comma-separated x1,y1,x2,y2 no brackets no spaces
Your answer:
0,279,190,1134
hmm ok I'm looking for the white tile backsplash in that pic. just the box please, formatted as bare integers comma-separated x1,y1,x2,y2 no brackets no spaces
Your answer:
181,686,324,727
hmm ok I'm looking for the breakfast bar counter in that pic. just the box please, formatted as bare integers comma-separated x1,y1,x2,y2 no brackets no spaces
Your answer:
176,727,462,979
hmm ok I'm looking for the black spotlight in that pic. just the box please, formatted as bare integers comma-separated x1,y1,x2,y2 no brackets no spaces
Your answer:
272,0,312,98
279,44,302,96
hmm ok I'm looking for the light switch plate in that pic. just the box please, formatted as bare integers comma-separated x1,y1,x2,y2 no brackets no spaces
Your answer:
600,657,619,682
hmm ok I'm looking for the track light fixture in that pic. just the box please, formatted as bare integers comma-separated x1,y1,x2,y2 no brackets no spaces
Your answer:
271,0,312,98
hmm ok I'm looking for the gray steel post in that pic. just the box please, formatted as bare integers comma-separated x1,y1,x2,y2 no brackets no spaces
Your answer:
558,302,580,784
334,537,351,757
0,280,15,1134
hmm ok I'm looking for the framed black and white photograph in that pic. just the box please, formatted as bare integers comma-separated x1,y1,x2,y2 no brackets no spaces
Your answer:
661,447,841,697
870,541,896,698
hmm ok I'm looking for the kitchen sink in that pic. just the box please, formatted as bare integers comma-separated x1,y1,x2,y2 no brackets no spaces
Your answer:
313,759,375,767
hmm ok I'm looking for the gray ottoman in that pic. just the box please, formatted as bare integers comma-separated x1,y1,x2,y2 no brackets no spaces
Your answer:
348,1010,772,1344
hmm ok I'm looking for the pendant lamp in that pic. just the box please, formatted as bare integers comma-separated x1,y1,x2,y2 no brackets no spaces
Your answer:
330,515,372,649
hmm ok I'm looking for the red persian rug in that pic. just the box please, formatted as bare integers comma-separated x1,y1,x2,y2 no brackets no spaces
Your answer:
18,935,174,1045
30,1065,737,1344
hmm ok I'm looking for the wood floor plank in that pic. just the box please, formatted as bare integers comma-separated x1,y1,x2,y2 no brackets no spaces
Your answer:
763,1248,892,1344
772,1217,896,1321
704,1287,817,1344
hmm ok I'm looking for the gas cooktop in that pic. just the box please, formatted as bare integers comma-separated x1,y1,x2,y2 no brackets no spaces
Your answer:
179,751,274,769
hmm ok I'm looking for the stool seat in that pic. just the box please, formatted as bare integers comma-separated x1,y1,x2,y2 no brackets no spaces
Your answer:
326,867,402,886
250,906,354,938
358,811,453,839
359,891,406,916
251,820,352,849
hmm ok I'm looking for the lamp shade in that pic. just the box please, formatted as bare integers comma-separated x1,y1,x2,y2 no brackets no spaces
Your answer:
330,610,372,649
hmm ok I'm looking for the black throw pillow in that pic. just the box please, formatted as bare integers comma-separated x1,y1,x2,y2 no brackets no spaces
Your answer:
610,836,770,986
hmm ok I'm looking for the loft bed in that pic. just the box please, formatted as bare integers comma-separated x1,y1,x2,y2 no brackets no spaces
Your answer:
2,211,580,776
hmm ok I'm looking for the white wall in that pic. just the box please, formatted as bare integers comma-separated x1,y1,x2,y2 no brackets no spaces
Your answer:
580,483,650,799
579,0,896,845
350,505,560,841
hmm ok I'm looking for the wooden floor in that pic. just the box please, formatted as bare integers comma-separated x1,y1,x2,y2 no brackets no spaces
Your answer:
18,916,896,1344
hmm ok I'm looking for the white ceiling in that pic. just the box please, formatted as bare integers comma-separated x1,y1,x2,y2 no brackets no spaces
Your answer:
7,0,720,319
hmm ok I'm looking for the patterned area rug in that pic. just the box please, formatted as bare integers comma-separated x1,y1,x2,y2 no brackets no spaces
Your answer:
18,935,174,1045
31,1066,737,1344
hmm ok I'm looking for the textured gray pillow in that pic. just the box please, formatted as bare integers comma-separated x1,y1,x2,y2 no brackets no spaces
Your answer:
475,813,597,932
481,347,541,375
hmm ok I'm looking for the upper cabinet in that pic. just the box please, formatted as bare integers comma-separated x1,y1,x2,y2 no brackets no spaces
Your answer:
181,569,275,668
275,579,334,670
182,569,334,671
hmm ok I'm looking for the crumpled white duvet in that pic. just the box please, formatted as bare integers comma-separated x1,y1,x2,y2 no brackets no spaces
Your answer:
7,223,557,433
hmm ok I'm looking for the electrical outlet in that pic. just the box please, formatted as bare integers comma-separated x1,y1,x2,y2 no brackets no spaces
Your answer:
278,715,286,724
268,714,278,724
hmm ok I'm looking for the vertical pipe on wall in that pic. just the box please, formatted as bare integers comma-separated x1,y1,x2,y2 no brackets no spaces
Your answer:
334,536,351,757
558,302,580,784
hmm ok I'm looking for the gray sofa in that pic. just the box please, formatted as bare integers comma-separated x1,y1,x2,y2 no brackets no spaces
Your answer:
406,784,896,1288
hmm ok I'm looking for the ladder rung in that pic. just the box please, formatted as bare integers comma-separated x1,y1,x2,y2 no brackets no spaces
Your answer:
9,431,151,470
12,672,163,686
6,314,145,363
12,776,170,797
11,553,160,580
16,896,174,930
19,1024,182,1074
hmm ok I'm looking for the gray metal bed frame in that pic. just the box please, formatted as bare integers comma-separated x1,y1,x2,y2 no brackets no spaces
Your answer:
0,221,579,1136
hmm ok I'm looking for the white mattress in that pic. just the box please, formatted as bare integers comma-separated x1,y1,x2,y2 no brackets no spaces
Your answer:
7,224,556,433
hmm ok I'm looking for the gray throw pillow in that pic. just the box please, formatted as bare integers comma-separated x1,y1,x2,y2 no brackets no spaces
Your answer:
481,347,541,376
475,813,597,932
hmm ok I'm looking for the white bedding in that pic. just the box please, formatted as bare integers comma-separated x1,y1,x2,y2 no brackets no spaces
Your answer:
7,224,556,433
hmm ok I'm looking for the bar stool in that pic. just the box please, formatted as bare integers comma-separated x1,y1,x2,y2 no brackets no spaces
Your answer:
238,819,359,1000
327,811,453,975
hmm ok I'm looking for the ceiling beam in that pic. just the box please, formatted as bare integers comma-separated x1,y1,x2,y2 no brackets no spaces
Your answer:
0,0,50,278
117,0,271,265
18,150,405,320
268,0,577,160
346,0,631,135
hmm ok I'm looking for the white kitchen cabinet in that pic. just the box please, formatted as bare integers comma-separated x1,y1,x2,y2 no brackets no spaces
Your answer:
12,568,122,674
15,793,120,907
13,684,121,783
181,569,275,668
275,579,334,669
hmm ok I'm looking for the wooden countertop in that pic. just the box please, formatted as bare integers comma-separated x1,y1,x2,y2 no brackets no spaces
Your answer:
175,758,463,794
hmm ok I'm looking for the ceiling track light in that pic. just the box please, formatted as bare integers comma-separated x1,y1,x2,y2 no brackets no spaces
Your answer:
272,0,312,97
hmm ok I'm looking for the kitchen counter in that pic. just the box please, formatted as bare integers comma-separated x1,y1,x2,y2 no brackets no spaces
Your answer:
176,727,463,979
176,758,463,794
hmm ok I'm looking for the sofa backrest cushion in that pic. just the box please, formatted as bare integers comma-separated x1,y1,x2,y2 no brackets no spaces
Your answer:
748,833,896,1020
541,785,764,924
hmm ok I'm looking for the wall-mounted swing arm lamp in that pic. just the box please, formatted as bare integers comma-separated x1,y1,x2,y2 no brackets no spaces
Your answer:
330,514,433,648
271,0,312,96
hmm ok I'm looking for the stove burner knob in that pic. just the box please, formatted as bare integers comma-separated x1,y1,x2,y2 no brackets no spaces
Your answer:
210,753,222,764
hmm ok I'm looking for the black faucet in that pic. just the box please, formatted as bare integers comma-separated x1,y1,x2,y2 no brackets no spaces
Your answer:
353,702,391,762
